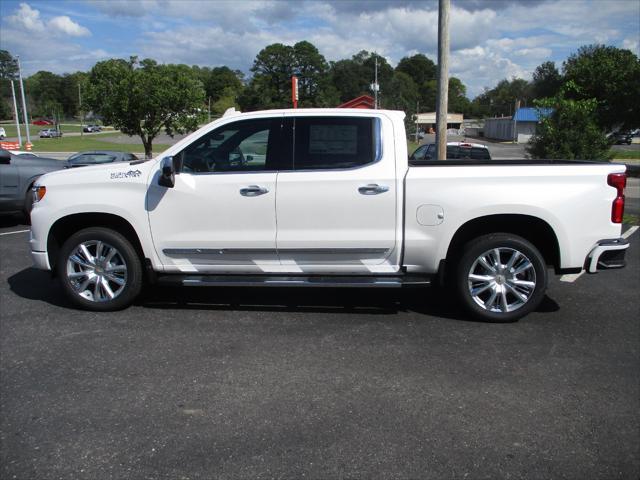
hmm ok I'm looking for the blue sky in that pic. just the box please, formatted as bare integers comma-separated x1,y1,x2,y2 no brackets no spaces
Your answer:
1,0,638,98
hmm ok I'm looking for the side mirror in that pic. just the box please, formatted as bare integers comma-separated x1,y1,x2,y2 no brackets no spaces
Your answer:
158,156,176,188
425,154,432,160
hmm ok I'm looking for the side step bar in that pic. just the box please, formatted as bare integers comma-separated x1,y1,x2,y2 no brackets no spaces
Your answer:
156,274,432,288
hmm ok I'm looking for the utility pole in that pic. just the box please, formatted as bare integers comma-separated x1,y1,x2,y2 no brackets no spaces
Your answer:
16,55,31,145
435,0,450,160
370,54,380,109
513,99,520,143
415,100,420,143
374,56,378,109
79,82,83,137
10,80,22,146
208,97,211,123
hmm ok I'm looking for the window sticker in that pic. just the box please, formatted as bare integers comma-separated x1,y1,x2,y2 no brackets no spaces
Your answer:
309,125,357,155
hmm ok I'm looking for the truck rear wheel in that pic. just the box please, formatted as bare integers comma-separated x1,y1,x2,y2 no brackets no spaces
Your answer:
454,233,547,322
57,227,142,311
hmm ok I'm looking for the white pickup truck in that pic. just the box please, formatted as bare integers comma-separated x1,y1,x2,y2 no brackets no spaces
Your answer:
29,108,629,321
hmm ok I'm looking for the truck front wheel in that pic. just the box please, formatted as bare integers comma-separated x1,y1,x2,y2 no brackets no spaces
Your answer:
57,227,143,311
454,233,547,322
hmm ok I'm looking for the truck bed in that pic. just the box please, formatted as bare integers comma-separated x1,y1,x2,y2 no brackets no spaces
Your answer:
402,161,626,274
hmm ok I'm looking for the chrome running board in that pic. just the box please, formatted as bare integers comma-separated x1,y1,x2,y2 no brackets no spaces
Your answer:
156,274,431,288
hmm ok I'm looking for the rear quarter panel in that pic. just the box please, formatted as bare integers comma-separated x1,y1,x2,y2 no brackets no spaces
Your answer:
404,163,626,273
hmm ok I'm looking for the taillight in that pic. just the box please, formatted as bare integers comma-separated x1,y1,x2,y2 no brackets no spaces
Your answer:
607,173,626,223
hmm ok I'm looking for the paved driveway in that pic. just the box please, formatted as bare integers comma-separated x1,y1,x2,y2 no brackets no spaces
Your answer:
1,219,638,479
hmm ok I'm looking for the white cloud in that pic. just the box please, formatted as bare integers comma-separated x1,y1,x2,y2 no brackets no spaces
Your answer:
3,0,639,98
8,3,45,32
88,0,160,18
48,16,91,37
622,38,639,55
7,2,91,37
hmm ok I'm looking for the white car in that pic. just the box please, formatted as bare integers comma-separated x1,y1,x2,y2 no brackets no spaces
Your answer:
0,127,6,140
29,108,629,322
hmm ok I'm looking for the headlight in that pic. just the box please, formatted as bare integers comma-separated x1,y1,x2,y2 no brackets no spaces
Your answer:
33,185,47,203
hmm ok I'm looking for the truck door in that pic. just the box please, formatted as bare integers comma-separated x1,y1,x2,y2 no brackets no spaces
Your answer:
275,115,398,272
147,117,283,273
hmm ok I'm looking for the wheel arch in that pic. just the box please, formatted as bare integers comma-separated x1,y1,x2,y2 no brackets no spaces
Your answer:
47,212,146,272
445,214,561,273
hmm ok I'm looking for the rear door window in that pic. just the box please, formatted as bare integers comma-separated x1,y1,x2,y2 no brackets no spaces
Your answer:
291,117,380,170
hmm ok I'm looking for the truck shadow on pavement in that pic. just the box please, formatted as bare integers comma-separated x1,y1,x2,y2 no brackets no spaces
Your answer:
8,268,560,322
0,214,27,228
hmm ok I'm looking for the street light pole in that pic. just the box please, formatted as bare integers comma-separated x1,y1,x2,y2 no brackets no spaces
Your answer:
10,80,23,146
370,54,380,109
374,56,378,109
16,55,31,145
435,0,450,160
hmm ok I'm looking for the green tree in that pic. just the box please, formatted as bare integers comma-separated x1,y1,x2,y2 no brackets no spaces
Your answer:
239,41,336,110
448,77,470,114
531,61,562,99
25,71,64,119
243,43,295,109
416,77,469,114
60,72,89,119
563,44,640,130
470,78,532,118
330,51,393,104
292,40,338,106
385,71,419,132
86,57,205,158
203,66,243,103
0,50,18,79
395,54,437,86
0,50,19,120
527,82,610,161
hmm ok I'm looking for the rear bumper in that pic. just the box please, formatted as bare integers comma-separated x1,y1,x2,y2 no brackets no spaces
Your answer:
585,238,629,273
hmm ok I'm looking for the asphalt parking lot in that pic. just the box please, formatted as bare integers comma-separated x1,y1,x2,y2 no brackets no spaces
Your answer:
1,217,639,479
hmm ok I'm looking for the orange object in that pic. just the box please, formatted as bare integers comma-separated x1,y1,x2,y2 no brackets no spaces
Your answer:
0,141,20,150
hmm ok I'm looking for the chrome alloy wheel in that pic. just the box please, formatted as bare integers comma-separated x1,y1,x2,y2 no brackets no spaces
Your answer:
66,240,128,302
467,247,537,313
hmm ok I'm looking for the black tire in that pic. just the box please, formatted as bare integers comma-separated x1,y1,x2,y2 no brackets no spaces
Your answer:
57,227,142,311
454,233,548,322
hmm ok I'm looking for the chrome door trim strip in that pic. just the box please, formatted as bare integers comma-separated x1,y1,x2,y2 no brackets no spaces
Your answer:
163,247,389,256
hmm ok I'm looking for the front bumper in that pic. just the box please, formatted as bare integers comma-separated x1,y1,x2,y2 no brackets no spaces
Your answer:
31,250,51,271
585,238,629,273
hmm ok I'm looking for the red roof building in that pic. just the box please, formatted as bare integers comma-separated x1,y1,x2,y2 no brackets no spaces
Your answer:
337,95,375,109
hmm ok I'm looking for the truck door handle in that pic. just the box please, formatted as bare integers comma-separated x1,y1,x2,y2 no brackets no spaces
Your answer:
358,184,389,195
239,185,269,197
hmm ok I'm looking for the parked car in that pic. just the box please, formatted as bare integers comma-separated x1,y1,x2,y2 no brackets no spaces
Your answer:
33,119,53,126
66,151,139,168
0,127,6,140
610,132,633,145
83,124,102,133
410,141,491,162
39,129,63,138
0,148,64,217
30,108,629,322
